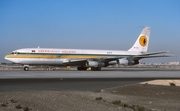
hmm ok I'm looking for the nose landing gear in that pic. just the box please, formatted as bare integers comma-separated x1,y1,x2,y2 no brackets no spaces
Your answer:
24,66,29,71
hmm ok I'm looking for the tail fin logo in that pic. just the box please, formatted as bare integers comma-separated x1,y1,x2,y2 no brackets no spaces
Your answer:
139,36,147,47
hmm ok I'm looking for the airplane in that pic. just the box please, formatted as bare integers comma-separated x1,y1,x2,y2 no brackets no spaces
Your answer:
5,27,171,71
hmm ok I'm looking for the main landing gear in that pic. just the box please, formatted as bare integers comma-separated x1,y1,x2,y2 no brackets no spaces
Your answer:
77,67,87,70
91,67,101,71
24,66,29,71
77,67,101,71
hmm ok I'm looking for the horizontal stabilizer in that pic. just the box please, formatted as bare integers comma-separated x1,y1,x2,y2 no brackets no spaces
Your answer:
141,51,170,56
135,54,174,59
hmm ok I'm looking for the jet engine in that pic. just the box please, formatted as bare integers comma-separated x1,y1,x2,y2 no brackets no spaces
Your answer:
86,61,105,67
117,58,139,65
107,61,117,65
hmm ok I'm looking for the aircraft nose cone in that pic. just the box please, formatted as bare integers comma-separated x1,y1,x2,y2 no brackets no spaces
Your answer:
5,54,20,63
4,54,16,62
5,55,10,61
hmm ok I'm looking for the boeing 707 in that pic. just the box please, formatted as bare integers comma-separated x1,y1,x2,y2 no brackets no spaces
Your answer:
5,27,171,71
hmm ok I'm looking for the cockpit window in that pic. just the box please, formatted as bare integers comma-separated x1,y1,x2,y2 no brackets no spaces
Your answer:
11,52,19,54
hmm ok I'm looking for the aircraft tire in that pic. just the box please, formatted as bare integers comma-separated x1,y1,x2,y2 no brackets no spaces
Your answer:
91,67,101,71
77,67,87,71
97,67,101,71
24,67,29,71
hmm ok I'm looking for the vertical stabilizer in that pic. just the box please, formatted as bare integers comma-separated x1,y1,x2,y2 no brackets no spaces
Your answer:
128,27,150,53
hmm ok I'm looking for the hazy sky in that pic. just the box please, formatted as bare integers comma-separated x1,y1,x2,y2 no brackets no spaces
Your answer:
0,0,180,63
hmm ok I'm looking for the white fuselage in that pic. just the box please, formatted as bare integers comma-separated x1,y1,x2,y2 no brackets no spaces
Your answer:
5,48,141,65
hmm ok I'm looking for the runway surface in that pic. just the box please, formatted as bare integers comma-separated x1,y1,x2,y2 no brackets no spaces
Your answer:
0,70,180,92
1,70,180,79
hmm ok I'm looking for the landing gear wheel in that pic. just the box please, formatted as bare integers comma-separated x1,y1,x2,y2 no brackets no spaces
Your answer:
24,67,29,71
91,67,101,71
77,67,87,71
97,67,101,71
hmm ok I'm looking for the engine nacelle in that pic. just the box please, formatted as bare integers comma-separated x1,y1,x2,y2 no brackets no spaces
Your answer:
108,61,117,65
118,58,129,65
117,58,139,65
86,61,105,67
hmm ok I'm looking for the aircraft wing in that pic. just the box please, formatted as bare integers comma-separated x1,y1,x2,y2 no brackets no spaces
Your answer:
63,59,87,66
102,51,173,61
62,56,124,66
62,51,173,66
100,56,124,61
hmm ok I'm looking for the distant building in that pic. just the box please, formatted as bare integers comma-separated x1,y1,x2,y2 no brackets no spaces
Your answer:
168,62,180,65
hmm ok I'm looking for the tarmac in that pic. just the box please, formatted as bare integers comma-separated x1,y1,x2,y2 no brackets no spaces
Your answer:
0,68,180,91
1,68,180,111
